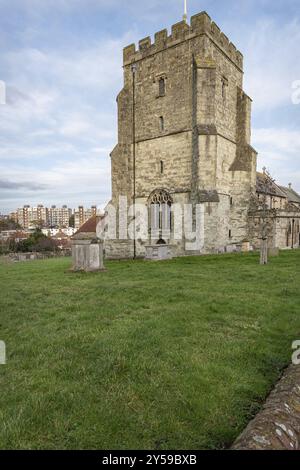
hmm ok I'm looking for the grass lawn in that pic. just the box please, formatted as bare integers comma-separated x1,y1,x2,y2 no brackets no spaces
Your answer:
0,251,300,450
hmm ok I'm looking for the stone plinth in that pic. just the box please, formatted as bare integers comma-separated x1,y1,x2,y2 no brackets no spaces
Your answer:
71,215,105,272
145,244,173,261
72,239,104,272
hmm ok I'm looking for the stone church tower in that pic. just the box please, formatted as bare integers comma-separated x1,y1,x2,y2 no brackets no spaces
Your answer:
106,11,257,258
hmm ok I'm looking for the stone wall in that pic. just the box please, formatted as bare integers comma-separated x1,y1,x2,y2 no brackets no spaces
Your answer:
248,210,300,250
233,365,300,450
6,251,71,262
135,133,192,197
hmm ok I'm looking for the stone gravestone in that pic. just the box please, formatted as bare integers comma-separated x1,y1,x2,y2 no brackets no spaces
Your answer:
71,216,105,272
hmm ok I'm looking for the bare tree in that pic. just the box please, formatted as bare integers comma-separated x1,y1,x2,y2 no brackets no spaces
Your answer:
259,168,275,265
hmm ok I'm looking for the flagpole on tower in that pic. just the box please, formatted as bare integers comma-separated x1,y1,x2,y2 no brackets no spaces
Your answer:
183,0,188,22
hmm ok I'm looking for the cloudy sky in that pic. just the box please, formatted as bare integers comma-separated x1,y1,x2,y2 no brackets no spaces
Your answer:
0,0,299,214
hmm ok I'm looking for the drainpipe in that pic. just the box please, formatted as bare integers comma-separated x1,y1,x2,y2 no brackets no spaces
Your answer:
131,63,137,259
292,218,295,249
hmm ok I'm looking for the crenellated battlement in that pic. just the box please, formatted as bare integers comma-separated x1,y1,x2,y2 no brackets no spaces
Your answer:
123,11,243,70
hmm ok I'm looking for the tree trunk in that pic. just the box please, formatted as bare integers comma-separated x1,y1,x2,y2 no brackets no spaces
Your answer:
260,238,268,265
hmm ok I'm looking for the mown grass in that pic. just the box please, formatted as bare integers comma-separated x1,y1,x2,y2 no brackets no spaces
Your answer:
0,251,300,450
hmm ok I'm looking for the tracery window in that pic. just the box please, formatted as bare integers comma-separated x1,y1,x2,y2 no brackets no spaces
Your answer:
149,189,173,233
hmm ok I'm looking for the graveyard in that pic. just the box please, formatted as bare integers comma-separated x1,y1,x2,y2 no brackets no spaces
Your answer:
0,250,299,449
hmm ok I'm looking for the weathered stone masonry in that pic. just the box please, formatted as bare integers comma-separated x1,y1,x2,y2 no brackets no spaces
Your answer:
233,365,300,450
106,11,298,259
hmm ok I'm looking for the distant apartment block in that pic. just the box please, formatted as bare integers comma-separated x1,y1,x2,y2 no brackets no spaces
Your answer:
9,212,18,223
74,206,97,229
9,205,98,230
14,205,48,229
10,204,71,229
49,205,72,228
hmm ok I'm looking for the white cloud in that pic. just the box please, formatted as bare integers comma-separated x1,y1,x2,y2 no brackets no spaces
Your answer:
0,154,111,210
0,31,134,146
253,128,300,156
0,33,134,210
253,127,300,191
1,0,300,213
242,18,300,110
0,31,118,207
59,115,94,138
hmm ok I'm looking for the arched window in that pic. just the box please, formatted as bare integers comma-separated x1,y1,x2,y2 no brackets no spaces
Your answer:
148,189,173,234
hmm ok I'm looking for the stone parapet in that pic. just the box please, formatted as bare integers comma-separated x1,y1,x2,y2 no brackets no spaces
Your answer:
123,11,243,70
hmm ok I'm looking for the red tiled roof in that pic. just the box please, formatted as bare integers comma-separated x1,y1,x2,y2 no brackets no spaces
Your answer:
10,231,29,239
75,215,103,235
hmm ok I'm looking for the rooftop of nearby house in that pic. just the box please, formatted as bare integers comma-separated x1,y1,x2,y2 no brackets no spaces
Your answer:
256,173,300,205
279,185,300,204
72,215,104,240
256,172,286,198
